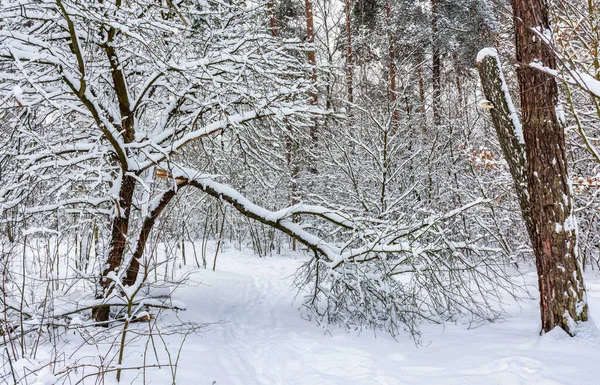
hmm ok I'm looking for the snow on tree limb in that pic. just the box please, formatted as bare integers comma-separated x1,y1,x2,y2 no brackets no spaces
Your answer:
169,165,497,269
476,48,534,243
526,26,600,99
476,48,524,144
529,61,600,99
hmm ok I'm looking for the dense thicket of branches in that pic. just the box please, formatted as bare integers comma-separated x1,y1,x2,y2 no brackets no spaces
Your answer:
1,0,599,381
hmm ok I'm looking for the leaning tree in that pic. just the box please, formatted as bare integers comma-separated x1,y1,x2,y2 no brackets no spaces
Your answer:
477,0,589,336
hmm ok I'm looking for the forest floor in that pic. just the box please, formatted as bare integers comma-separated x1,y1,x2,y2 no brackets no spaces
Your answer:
24,248,600,385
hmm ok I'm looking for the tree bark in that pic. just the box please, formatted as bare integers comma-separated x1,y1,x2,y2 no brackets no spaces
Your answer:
92,174,136,322
431,0,441,126
476,51,534,244
92,14,137,323
123,183,188,287
344,0,354,104
267,0,279,37
418,61,425,118
385,0,398,127
512,0,588,335
305,0,318,143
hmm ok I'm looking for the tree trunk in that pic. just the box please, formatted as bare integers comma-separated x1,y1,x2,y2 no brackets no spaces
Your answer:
305,0,318,143
92,174,136,322
512,0,588,335
123,183,187,287
386,0,398,127
344,0,353,104
476,50,534,244
431,0,441,126
418,61,425,115
267,0,279,37
92,16,138,323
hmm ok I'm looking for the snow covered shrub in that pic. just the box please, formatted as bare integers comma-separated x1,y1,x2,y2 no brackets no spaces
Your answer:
0,0,525,363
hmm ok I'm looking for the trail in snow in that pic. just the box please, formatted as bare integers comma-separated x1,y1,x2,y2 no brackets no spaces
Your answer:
97,248,600,385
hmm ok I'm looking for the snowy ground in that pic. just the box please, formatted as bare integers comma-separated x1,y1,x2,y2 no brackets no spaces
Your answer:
20,249,600,385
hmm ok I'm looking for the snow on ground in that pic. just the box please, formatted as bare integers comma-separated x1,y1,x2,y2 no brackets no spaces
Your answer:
38,248,600,385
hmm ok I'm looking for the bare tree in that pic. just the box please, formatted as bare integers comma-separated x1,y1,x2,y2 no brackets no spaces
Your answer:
0,0,317,322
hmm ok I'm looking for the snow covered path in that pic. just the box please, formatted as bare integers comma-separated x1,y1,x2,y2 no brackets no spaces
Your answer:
124,250,600,385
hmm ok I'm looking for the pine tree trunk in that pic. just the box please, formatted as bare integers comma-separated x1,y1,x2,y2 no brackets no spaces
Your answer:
386,0,398,126
267,0,278,37
305,0,318,142
418,61,425,118
431,0,441,126
344,0,353,104
512,0,588,335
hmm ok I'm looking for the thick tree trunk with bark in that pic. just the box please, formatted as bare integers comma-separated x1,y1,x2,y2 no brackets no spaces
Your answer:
511,0,588,335
304,0,319,174
476,51,534,244
92,174,136,322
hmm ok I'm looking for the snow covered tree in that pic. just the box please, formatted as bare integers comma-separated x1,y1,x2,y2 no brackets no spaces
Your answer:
511,0,588,335
0,0,317,322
